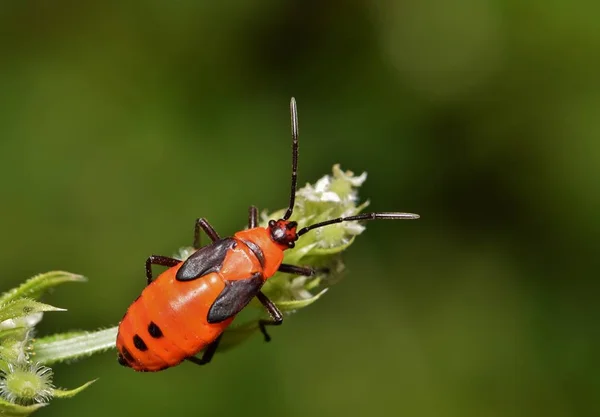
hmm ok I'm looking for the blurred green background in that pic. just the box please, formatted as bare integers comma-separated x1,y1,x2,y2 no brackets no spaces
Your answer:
1,1,599,416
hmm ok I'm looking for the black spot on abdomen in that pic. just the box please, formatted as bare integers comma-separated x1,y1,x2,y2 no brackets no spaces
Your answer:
133,334,148,351
148,322,163,338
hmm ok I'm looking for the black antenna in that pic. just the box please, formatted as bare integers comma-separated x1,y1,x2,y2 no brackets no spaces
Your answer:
297,212,420,237
283,97,299,221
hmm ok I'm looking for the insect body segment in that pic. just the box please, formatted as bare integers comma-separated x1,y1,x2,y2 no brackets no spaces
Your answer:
117,261,231,371
117,98,419,372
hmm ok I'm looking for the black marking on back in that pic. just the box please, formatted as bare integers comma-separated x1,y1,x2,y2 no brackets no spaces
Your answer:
207,273,263,323
176,238,237,281
133,334,148,351
148,321,163,338
240,239,265,269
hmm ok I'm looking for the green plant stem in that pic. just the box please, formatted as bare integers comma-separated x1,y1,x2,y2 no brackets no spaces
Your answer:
32,327,118,366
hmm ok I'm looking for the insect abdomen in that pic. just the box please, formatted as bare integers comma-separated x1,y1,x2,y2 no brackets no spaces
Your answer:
117,267,233,372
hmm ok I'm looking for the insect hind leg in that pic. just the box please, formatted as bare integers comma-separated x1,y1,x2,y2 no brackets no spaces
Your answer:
186,334,223,366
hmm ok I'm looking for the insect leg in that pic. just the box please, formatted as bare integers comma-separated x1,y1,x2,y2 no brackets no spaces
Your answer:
186,334,223,366
145,255,181,285
193,218,221,249
278,264,329,276
256,291,283,342
248,205,258,228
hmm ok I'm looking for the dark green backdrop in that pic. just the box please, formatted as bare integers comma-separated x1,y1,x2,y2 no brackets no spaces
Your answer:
1,2,598,416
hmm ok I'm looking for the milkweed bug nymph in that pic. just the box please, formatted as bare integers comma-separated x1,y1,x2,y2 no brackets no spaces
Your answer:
116,98,419,371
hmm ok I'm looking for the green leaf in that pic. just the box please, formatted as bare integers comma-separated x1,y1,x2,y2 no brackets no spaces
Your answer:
0,397,45,416
309,235,356,255
0,327,29,344
0,299,64,323
0,271,86,305
0,327,30,364
280,242,319,265
52,380,97,399
0,346,20,366
32,327,117,365
274,289,328,312
304,276,322,291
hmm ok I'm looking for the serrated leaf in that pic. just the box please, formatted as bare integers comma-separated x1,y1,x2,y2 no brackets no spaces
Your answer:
0,271,86,305
274,289,328,312
32,327,117,365
52,380,97,399
0,346,21,364
0,397,45,416
0,313,44,331
0,299,64,324
258,279,289,303
304,276,322,291
281,242,319,265
0,327,29,343
0,327,30,363
310,235,356,255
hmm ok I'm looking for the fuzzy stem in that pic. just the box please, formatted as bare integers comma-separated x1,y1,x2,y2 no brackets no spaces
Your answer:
32,327,117,366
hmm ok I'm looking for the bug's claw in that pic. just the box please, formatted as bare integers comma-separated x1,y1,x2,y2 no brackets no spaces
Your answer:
260,326,272,342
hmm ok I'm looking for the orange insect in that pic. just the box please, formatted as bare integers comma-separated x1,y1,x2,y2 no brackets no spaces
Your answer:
116,98,419,371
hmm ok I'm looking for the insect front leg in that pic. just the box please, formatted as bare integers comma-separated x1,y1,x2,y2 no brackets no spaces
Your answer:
256,291,283,342
145,255,181,285
193,218,221,249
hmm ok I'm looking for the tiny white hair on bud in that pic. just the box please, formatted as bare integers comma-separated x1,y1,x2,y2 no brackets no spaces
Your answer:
0,362,55,405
